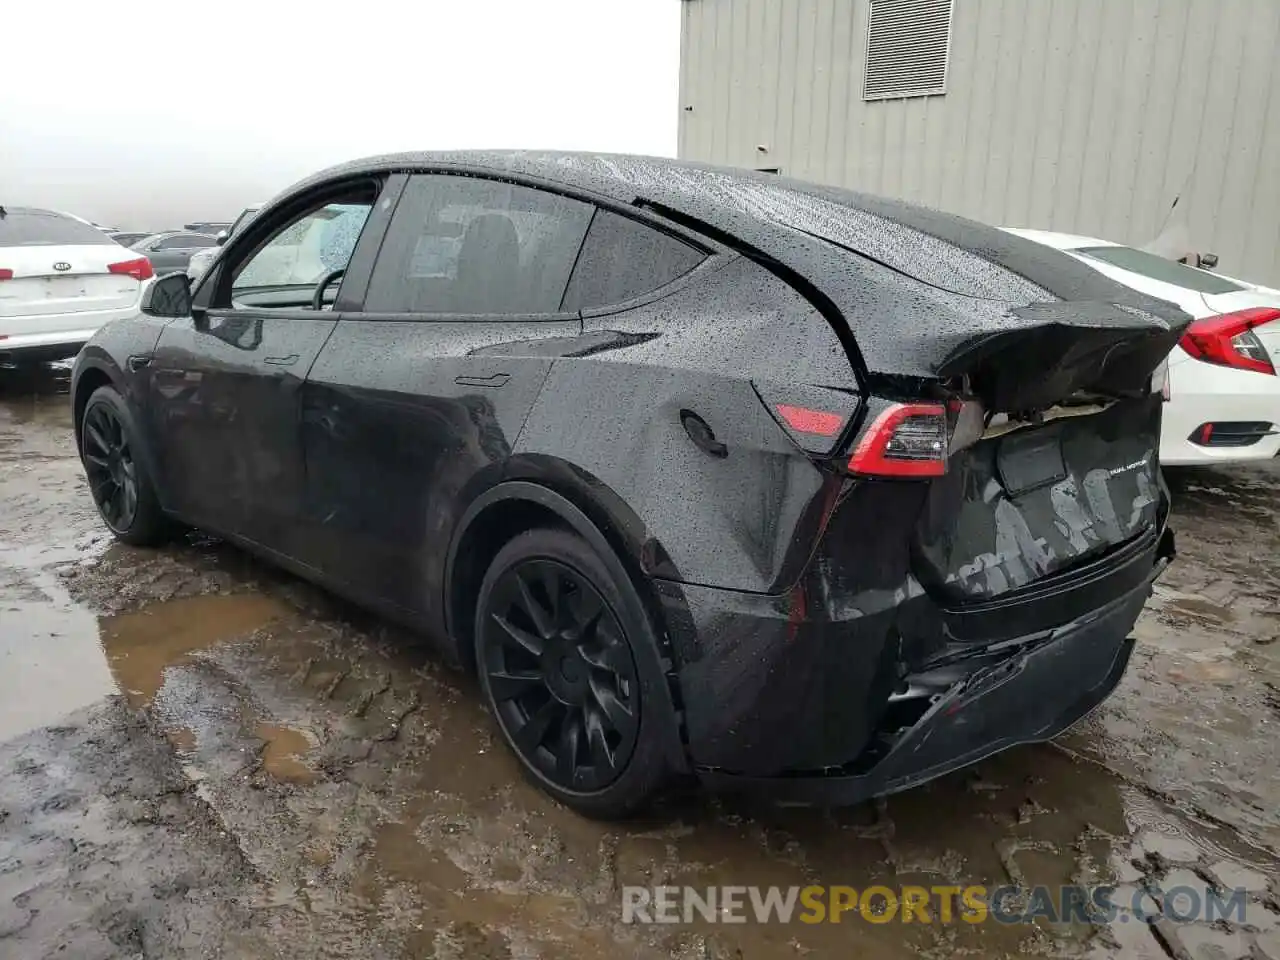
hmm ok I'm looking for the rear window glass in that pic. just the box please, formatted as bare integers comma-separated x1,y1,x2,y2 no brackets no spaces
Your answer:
561,210,706,311
1074,245,1245,295
0,208,115,247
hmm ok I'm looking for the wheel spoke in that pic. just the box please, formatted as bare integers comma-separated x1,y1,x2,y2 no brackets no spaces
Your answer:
540,566,563,632
580,637,624,674
491,611,545,658
513,698,560,754
566,588,604,641
101,488,119,524
555,705,582,783
84,452,110,470
584,707,616,773
515,571,554,639
122,477,138,519
85,421,110,456
589,677,633,733
487,668,541,702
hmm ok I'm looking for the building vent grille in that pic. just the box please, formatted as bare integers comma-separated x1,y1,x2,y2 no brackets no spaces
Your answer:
863,0,953,100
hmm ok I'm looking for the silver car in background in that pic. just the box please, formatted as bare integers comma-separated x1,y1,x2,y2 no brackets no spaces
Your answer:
186,204,262,283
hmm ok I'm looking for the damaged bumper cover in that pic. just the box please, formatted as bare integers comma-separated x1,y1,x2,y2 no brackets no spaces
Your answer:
688,525,1175,806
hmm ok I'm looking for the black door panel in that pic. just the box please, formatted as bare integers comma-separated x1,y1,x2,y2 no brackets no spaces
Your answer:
293,172,598,628
149,177,388,551
299,318,577,623
149,311,337,545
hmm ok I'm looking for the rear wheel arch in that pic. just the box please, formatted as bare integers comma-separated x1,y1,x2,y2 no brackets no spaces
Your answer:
445,477,677,674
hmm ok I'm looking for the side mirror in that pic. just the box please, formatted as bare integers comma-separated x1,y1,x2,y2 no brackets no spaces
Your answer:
1198,252,1219,270
141,272,193,318
216,230,229,246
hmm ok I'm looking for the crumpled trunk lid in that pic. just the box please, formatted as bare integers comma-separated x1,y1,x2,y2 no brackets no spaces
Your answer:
933,301,1188,412
913,394,1164,603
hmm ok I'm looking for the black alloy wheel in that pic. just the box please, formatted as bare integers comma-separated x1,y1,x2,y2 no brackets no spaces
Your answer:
80,386,170,545
82,400,139,534
481,557,641,792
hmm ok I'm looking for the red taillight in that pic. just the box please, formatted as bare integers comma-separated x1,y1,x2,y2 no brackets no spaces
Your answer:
774,404,845,437
848,403,949,478
0,269,12,281
108,257,154,282
1179,308,1278,376
755,380,860,455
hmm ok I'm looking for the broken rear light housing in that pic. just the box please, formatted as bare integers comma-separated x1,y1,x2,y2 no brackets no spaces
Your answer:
848,403,948,478
1179,308,1278,376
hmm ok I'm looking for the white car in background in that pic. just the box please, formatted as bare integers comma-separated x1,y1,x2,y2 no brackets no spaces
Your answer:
0,206,153,365
1004,228,1280,467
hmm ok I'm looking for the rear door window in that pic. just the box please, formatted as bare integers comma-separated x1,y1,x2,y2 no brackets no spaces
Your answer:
365,175,592,315
0,208,114,247
561,210,706,311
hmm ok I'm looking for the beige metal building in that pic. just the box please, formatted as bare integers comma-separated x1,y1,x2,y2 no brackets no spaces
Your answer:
677,0,1280,285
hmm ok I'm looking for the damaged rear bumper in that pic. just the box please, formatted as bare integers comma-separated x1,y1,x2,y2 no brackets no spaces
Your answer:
687,526,1175,806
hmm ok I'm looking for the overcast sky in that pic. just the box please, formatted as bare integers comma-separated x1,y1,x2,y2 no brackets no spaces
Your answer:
1,0,681,231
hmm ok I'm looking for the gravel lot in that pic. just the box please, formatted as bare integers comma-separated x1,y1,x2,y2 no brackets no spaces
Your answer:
2,364,1278,959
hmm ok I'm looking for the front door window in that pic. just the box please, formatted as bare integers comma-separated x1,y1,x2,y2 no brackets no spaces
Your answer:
228,200,373,309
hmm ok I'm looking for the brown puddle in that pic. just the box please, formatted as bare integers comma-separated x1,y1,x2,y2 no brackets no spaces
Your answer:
0,577,114,742
256,722,317,784
100,593,294,707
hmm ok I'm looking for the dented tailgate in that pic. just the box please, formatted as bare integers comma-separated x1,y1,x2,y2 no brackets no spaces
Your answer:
914,395,1163,602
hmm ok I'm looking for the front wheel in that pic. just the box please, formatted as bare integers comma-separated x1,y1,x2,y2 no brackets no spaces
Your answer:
475,527,672,819
80,385,171,545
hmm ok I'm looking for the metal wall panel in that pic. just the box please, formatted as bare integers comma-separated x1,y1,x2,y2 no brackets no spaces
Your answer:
678,0,1280,285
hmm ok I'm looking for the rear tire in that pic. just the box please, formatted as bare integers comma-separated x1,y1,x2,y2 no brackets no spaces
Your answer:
80,385,171,546
475,527,672,819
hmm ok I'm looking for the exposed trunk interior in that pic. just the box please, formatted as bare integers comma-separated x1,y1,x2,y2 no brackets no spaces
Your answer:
912,393,1164,603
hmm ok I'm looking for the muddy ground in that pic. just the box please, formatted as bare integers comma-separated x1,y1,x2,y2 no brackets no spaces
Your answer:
1,364,1278,960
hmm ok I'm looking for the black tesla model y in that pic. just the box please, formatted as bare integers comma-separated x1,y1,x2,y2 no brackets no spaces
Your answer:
72,153,1183,818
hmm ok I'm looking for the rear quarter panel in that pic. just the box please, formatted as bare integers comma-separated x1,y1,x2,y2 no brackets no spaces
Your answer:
509,257,857,594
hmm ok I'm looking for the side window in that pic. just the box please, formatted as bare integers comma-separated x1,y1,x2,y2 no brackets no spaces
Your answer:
160,234,209,249
229,199,373,307
365,175,592,315
560,210,706,312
